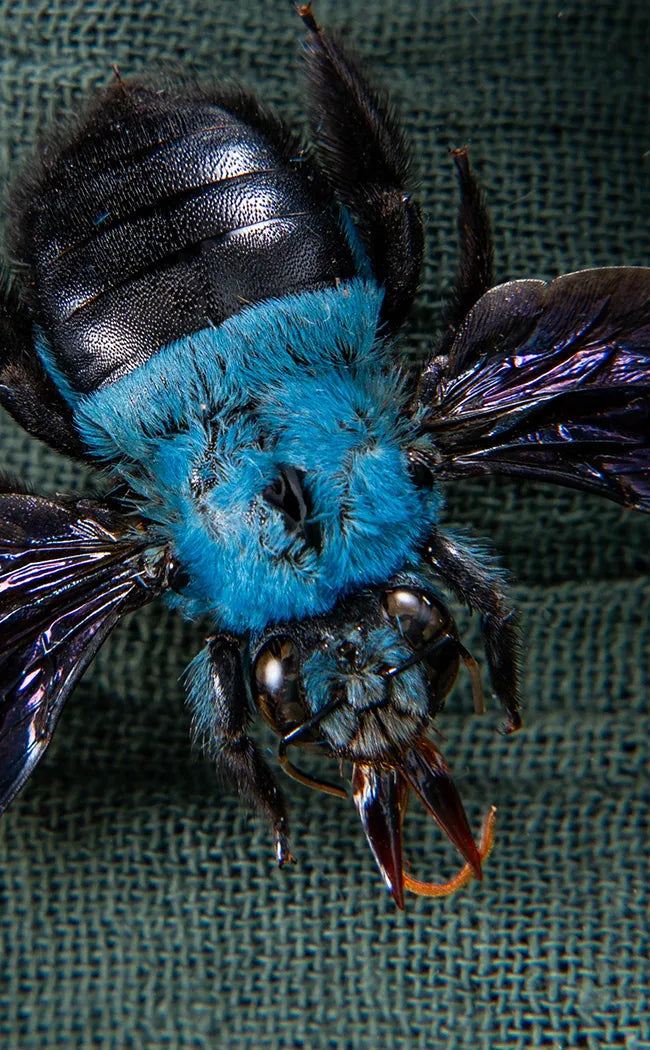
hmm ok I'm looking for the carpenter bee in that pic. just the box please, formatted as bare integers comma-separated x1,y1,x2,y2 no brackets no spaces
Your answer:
0,5,648,908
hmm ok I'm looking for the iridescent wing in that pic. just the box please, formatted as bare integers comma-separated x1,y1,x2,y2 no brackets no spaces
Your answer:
0,488,170,812
415,267,650,508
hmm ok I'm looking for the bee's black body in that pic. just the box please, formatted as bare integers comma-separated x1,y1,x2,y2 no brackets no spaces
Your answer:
0,7,648,905
12,83,357,395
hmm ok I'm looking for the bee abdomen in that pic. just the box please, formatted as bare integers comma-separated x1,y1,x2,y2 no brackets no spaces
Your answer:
12,81,356,394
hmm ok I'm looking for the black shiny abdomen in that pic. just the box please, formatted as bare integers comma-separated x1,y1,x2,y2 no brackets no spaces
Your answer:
13,81,356,393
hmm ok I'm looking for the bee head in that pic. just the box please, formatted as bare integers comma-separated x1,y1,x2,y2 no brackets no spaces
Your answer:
250,576,492,906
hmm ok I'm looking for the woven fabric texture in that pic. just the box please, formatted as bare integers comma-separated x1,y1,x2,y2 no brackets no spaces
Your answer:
0,1,648,1047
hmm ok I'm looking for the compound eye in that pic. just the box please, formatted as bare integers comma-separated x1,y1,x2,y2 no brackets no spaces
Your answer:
253,636,306,734
382,588,448,647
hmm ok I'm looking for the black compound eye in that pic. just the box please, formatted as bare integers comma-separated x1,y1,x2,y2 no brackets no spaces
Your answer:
253,636,306,734
381,587,448,647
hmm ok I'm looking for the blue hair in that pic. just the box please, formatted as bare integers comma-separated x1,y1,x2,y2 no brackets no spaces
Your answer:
302,622,430,746
39,278,442,632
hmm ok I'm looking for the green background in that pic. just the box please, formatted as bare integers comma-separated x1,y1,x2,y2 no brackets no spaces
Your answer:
0,0,648,1046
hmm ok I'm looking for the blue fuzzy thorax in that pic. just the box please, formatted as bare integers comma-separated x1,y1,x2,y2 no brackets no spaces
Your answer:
41,278,441,632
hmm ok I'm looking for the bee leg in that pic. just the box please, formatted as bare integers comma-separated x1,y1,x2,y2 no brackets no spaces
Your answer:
0,272,87,459
425,532,523,734
439,148,495,355
298,6,424,334
185,635,294,865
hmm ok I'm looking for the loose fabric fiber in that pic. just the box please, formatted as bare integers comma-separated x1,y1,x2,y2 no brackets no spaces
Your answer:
0,1,648,1047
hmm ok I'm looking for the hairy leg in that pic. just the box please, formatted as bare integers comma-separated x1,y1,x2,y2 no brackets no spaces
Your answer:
439,148,495,356
424,530,522,733
185,634,294,864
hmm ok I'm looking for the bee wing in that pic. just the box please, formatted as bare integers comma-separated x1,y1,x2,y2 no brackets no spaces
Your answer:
0,489,169,813
415,267,650,509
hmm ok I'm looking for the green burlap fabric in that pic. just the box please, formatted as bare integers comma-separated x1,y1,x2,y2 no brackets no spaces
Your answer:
1,1,648,1046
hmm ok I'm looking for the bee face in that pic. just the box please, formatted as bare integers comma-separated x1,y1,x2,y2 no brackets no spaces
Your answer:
251,576,460,763
250,575,485,907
